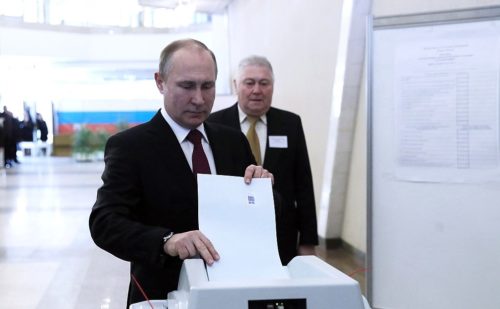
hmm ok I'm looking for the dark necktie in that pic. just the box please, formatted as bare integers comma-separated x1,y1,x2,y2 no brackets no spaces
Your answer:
186,130,211,174
246,116,261,165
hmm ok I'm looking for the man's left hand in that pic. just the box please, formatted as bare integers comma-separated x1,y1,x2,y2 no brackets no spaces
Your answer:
243,164,274,185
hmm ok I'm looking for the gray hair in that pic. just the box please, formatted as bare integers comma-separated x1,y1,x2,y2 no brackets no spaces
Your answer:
236,55,274,82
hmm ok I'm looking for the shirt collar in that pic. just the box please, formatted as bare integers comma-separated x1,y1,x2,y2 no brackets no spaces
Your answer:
161,107,209,143
237,104,267,125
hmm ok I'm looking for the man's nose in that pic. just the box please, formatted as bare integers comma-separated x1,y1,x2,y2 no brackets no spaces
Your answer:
192,88,204,104
251,83,262,93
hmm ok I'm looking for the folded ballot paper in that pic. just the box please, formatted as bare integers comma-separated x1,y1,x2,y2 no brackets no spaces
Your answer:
197,174,288,282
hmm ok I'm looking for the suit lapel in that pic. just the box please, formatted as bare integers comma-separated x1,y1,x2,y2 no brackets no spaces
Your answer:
209,104,244,174
263,108,284,170
146,111,197,192
223,104,284,170
225,103,241,130
205,123,227,174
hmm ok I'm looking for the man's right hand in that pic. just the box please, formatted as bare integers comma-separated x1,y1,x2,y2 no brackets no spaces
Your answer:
163,230,220,265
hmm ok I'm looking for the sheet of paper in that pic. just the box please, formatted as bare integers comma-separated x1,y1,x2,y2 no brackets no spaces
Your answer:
198,174,288,282
393,35,500,183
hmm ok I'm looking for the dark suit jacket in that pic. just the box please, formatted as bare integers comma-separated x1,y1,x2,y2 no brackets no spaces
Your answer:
89,111,255,306
208,103,318,265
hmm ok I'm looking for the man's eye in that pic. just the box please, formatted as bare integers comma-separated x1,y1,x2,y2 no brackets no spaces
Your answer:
178,82,195,89
244,80,255,86
259,80,270,86
201,82,215,90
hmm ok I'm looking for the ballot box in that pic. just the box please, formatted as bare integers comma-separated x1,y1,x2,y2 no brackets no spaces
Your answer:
130,255,371,309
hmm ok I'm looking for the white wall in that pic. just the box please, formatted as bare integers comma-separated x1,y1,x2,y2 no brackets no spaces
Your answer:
342,71,367,252
227,0,344,231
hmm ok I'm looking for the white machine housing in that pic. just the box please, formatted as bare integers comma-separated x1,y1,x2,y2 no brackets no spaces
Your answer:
154,255,371,309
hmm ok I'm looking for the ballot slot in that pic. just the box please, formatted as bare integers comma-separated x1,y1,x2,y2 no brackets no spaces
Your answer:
248,298,306,309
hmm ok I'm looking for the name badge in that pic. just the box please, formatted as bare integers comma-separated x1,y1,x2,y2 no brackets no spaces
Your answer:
269,135,288,148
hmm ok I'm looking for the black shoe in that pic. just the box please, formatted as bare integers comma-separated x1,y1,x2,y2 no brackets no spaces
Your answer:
14,159,20,164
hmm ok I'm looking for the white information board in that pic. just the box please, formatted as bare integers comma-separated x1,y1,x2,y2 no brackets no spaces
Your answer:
368,8,500,309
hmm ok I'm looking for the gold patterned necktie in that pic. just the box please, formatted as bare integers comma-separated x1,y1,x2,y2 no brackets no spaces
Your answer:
246,116,261,165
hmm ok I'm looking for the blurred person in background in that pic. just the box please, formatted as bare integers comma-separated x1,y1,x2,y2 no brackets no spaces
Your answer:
1,106,20,167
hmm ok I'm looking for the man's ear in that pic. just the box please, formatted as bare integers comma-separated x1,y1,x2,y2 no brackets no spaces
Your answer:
154,72,166,94
232,78,238,93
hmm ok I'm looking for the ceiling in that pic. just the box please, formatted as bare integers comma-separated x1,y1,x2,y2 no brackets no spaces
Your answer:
138,0,234,14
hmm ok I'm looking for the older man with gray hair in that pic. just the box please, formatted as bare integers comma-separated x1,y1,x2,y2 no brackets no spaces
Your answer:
208,55,318,265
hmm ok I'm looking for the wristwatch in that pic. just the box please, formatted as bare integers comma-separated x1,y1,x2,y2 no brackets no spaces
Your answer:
162,231,174,244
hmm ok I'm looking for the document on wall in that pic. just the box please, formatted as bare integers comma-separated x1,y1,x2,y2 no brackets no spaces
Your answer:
392,33,500,183
197,174,288,282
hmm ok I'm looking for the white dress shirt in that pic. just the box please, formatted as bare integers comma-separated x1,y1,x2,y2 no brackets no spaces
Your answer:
161,107,216,174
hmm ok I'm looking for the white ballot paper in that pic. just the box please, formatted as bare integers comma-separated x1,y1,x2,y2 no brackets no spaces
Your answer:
197,174,288,282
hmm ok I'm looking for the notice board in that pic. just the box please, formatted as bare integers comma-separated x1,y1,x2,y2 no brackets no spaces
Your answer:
368,7,500,309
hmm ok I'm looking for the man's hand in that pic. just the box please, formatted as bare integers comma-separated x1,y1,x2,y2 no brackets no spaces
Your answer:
244,164,274,184
163,230,220,265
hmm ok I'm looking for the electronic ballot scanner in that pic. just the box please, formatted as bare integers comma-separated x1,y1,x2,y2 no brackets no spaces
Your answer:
130,175,371,308
130,255,370,309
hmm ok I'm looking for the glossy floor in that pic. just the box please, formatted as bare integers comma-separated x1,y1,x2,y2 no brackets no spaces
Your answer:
0,156,365,309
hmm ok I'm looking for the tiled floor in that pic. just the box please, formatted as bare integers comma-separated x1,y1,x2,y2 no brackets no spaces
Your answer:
0,155,365,308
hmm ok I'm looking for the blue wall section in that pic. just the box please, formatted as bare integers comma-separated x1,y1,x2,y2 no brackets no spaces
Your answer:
57,111,156,124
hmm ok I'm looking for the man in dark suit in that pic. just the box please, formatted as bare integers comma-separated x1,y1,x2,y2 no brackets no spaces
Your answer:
89,39,273,306
208,55,318,265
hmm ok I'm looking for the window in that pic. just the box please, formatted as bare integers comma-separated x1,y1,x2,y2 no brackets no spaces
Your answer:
0,0,211,29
